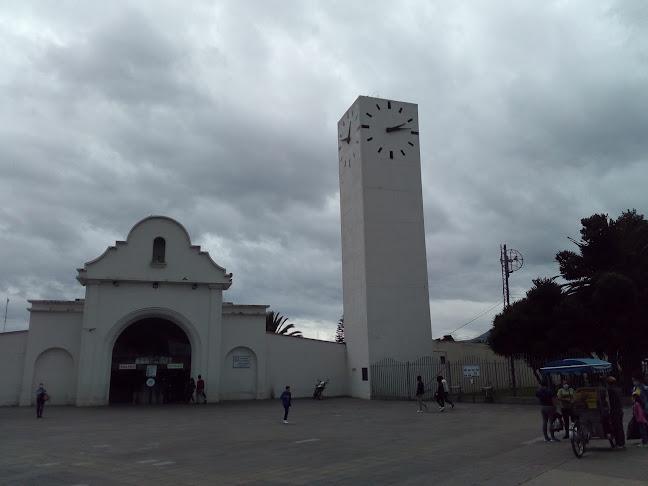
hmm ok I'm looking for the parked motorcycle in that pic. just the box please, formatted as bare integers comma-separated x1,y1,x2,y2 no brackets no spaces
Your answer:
312,379,329,400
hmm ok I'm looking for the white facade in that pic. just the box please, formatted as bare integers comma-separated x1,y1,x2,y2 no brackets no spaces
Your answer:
0,216,346,406
338,96,434,398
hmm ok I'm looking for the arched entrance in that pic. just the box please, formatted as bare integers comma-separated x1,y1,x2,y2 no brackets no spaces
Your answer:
109,318,191,405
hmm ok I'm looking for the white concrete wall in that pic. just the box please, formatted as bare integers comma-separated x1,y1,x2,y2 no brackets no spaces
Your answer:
265,333,348,399
0,331,28,405
19,301,83,405
221,305,268,400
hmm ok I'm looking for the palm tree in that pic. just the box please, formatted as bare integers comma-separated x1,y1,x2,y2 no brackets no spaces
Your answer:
335,316,344,343
265,311,303,337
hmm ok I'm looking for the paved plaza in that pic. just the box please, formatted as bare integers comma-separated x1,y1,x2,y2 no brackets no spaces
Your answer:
1,398,646,485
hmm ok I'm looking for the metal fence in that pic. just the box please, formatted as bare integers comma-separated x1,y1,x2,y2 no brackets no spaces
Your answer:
370,353,648,401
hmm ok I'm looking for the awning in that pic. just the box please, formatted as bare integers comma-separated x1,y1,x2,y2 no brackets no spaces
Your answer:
540,358,612,377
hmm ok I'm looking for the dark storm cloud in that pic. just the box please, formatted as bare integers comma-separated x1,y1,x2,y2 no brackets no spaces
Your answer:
1,0,646,341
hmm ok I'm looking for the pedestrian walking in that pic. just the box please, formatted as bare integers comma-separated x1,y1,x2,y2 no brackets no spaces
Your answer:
535,379,559,442
35,383,48,418
607,376,625,449
556,379,574,439
196,375,206,404
185,377,196,403
440,376,455,409
632,394,648,447
280,386,292,423
436,376,445,412
415,376,428,412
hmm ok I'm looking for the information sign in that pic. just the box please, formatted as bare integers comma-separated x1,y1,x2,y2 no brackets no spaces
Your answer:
463,365,480,377
146,378,155,387
233,356,251,368
167,363,183,369
146,365,157,377
119,364,136,370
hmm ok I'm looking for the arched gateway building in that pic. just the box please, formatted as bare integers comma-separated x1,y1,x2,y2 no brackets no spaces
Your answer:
1,216,346,406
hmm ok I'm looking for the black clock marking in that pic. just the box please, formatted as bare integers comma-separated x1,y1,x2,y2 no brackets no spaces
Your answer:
390,151,394,159
378,147,383,153
366,112,372,118
408,118,413,123
411,131,419,135
361,124,370,128
376,104,381,110
367,137,373,141
400,150,405,156
408,142,414,146
399,107,403,113
388,101,391,109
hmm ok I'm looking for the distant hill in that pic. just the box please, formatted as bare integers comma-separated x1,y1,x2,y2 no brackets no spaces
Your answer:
464,330,490,343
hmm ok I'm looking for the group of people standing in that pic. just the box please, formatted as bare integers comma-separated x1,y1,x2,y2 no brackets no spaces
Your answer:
415,375,455,412
536,373,648,447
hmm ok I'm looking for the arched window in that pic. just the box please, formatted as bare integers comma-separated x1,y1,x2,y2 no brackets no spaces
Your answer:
152,237,166,263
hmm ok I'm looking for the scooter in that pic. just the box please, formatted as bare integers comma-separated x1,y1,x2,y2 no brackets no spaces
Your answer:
312,379,329,400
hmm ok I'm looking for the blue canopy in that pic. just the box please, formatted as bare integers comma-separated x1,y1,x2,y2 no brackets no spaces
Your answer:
540,358,612,377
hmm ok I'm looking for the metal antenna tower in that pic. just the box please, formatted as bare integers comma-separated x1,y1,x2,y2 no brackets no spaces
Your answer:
500,245,523,397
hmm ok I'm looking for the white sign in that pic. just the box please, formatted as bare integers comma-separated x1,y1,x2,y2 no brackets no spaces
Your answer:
146,378,155,387
233,356,251,368
463,365,480,377
119,364,136,370
146,365,157,377
167,363,183,369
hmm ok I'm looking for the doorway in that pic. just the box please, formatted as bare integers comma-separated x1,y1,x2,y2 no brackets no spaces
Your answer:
109,318,191,404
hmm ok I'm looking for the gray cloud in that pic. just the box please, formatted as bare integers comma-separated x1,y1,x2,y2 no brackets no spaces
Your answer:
1,0,646,342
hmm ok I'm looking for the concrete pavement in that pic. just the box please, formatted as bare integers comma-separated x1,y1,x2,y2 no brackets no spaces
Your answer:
0,398,645,485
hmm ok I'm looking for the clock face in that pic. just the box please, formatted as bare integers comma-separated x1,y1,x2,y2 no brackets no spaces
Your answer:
360,99,419,161
338,108,360,169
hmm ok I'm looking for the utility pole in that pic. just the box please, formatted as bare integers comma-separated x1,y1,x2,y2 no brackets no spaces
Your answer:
500,245,524,397
3,298,8,333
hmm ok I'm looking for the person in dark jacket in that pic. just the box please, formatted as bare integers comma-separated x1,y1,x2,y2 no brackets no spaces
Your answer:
607,376,625,449
415,376,428,412
280,386,292,424
536,380,559,441
35,383,47,418
436,376,446,412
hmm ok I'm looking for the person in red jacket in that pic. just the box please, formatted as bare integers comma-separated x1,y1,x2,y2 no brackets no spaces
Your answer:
196,375,206,404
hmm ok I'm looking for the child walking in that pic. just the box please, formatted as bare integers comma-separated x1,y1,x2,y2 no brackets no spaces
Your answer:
632,394,648,447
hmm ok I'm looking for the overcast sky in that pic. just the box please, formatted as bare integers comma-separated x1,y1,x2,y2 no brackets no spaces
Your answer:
1,1,647,341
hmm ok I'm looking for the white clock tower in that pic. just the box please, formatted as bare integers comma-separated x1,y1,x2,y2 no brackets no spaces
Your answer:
338,96,433,398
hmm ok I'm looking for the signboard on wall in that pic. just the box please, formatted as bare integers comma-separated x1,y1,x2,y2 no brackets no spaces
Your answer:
146,378,155,387
119,364,136,370
233,356,251,368
463,365,480,377
167,363,184,369
146,365,157,377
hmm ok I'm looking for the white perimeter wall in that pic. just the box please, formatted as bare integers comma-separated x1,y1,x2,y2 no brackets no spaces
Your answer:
265,333,347,399
0,331,28,405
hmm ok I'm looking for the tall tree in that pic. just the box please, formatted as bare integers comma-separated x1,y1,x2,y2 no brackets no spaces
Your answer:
265,311,303,337
335,316,344,343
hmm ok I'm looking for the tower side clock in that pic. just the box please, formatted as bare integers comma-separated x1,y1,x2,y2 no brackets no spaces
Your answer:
338,106,360,169
359,99,419,161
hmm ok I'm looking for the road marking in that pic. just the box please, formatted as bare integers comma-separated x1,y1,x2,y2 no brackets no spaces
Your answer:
93,444,111,448
152,461,175,466
295,439,320,444
70,484,90,486
35,463,60,467
521,436,547,445
71,462,94,467
136,459,160,463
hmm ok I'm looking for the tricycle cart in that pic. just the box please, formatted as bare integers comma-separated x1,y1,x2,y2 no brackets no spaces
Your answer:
540,359,614,458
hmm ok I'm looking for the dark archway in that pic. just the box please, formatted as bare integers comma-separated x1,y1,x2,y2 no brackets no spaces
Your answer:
109,318,191,405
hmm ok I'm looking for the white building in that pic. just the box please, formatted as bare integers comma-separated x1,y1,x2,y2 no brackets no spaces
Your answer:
0,216,346,406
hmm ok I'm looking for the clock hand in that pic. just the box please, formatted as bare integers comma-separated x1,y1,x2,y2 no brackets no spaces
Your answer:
385,123,409,133
340,125,351,143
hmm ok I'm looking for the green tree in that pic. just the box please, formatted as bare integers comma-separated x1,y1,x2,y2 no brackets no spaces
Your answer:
265,311,303,337
335,316,344,343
